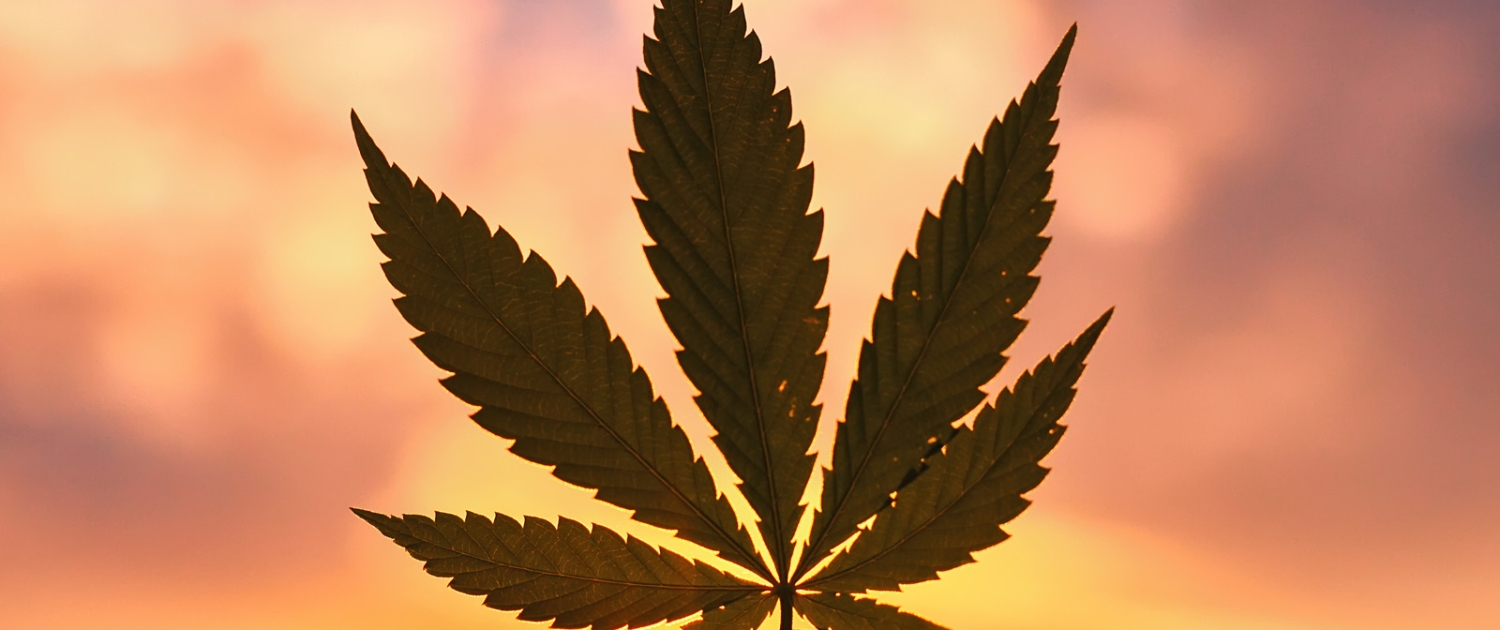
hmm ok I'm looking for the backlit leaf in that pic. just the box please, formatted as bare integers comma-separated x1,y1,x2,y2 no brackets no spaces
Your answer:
685,592,778,630
349,5,1105,628
354,510,760,630
793,593,946,630
800,26,1078,579
632,0,826,580
352,113,766,579
804,310,1110,593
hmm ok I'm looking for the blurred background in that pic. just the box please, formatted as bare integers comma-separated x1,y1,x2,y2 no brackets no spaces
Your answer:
1,0,1497,628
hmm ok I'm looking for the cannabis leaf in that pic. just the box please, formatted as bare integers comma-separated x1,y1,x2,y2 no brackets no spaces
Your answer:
352,113,766,580
354,510,760,629
350,2,1106,628
802,313,1110,593
631,0,826,586
798,23,1078,580
794,593,945,630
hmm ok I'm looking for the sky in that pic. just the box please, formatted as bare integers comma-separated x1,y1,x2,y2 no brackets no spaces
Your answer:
1,0,1497,628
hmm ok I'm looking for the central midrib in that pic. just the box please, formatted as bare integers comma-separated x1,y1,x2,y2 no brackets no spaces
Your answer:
439,537,761,592
686,1,788,582
432,528,762,594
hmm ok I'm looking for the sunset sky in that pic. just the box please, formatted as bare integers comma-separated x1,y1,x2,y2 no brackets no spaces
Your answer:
2,1,1497,628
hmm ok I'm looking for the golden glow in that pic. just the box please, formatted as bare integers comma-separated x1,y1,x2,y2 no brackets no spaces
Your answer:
2,1,1495,629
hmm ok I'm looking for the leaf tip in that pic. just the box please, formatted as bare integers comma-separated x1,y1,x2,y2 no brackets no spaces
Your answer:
349,109,388,172
350,507,401,538
1069,308,1114,363
1041,24,1079,85
1092,306,1114,330
350,506,382,523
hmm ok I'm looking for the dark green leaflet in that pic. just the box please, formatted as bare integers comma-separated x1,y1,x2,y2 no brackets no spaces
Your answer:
805,311,1110,593
686,592,778,630
794,593,947,630
354,510,760,630
633,0,826,581
799,27,1078,581
353,113,765,580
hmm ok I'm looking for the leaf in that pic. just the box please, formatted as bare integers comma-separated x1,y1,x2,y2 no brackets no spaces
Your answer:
352,112,768,581
631,0,826,579
804,310,1110,593
793,593,947,630
350,9,1105,629
684,593,778,630
353,510,761,630
799,26,1078,578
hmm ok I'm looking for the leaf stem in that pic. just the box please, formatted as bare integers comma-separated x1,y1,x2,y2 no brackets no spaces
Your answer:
777,587,794,630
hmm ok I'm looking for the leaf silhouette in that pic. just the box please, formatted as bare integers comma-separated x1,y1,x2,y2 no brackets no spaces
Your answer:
804,310,1110,593
685,593,778,630
354,510,760,630
352,113,765,580
799,26,1078,579
350,3,1103,628
632,0,826,581
794,593,947,630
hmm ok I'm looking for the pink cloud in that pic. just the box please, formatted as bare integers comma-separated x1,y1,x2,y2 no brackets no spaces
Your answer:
2,1,1496,628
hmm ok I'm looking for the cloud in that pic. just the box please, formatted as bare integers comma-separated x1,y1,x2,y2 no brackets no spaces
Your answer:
2,1,1497,628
